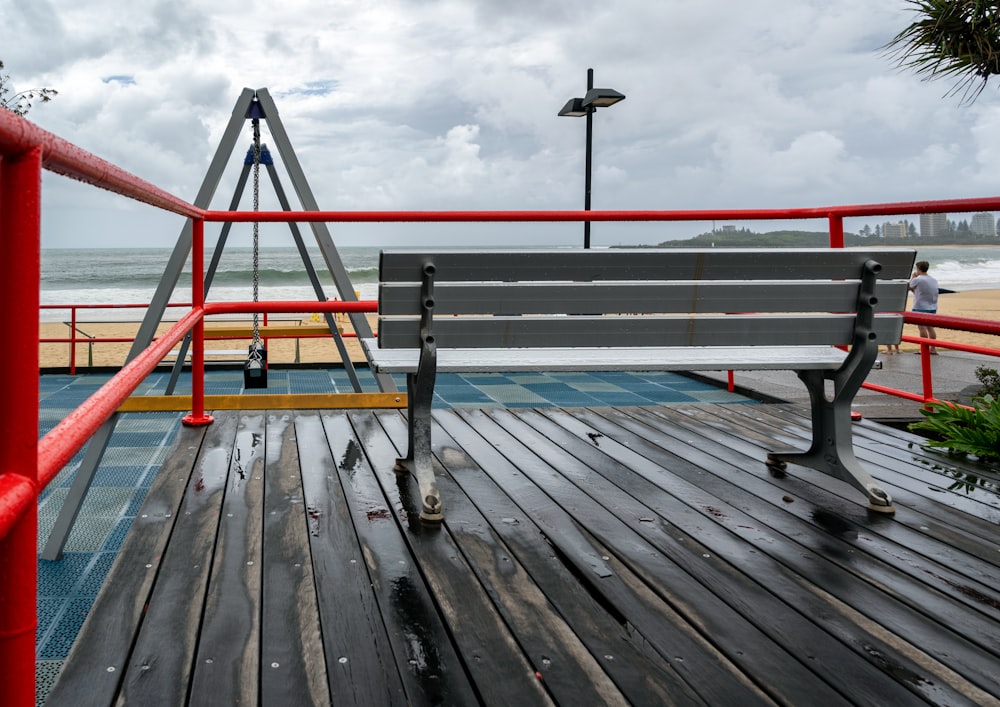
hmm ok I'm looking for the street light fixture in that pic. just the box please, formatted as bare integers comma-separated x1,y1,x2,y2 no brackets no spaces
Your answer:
558,68,625,248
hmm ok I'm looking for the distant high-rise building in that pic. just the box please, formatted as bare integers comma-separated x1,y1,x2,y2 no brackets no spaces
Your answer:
882,221,907,239
919,213,949,239
971,212,996,237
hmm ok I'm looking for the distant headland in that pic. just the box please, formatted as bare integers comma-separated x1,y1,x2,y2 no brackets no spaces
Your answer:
617,228,1000,249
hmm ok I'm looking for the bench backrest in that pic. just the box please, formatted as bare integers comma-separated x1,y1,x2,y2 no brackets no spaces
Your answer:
377,248,916,349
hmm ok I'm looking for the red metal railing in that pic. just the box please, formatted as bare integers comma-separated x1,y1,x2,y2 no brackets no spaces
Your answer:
0,140,42,704
42,303,1000,407
41,302,190,373
7,108,1000,706
725,312,1000,404
863,313,1000,404
40,302,367,373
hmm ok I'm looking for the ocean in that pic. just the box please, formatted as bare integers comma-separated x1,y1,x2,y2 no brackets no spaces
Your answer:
39,244,1000,322
40,246,382,322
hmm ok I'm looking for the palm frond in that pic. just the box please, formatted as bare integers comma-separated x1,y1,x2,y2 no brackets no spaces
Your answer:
885,0,1000,103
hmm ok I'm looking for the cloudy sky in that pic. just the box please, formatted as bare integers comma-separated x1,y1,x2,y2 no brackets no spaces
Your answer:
5,0,999,248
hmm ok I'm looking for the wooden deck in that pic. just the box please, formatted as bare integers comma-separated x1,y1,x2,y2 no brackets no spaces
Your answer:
46,404,1000,706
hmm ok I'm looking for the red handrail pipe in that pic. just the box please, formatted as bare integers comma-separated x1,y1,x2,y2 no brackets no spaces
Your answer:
202,300,378,316
0,142,42,707
39,302,193,374
44,337,142,344
40,302,193,310
905,311,1000,337
37,308,202,488
39,301,379,373
0,110,201,220
183,219,213,426
201,194,1000,223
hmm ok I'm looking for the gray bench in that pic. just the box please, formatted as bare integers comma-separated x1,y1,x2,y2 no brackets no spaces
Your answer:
363,248,916,522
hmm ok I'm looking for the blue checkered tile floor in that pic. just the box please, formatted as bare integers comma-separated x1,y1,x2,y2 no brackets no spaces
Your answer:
35,367,751,703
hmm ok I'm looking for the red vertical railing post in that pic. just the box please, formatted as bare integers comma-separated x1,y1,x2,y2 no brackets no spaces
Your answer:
69,306,77,374
919,343,935,405
182,218,213,427
0,144,42,707
828,214,844,248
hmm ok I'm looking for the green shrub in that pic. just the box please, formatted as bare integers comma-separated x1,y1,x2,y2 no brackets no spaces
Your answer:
908,395,1000,463
976,365,1000,399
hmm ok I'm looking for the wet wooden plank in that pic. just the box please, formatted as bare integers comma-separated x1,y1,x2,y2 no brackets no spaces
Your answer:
320,411,479,706
294,411,407,706
482,406,936,706
260,412,330,706
374,409,718,706
634,403,1000,602
188,413,266,706
49,403,1000,706
115,411,240,706
836,412,1000,521
689,403,1000,572
711,403,1000,567
719,402,1000,527
659,400,987,539
366,409,602,706
439,407,816,704
44,422,209,707
585,404,1000,701
359,410,560,704
553,405,1000,704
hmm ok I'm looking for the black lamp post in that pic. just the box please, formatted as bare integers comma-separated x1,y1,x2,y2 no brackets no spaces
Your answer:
558,68,625,248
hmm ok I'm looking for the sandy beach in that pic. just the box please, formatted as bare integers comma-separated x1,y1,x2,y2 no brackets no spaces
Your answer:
38,289,1000,370
39,314,380,370
901,286,1000,350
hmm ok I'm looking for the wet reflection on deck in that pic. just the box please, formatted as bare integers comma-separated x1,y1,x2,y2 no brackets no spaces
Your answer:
46,404,1000,706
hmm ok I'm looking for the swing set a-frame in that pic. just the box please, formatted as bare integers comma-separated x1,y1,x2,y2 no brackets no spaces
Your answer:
41,88,402,560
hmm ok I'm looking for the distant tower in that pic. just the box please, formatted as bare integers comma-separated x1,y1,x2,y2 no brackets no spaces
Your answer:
881,221,907,239
971,212,996,237
919,213,949,238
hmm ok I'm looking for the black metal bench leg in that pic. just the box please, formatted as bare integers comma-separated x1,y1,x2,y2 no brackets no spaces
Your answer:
397,372,417,465
394,372,443,523
392,261,443,523
766,258,894,513
767,370,894,513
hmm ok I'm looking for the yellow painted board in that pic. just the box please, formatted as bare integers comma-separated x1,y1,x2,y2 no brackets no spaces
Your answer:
203,324,340,338
118,392,406,412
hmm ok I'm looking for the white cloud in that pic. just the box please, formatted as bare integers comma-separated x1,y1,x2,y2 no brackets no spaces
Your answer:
3,0,996,247
968,105,1000,188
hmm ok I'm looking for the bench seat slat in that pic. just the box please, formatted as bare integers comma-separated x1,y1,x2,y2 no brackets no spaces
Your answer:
374,247,917,520
378,249,917,283
377,314,905,349
378,281,910,316
362,339,846,373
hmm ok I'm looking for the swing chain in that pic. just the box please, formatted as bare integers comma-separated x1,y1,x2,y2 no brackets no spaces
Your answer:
250,117,263,360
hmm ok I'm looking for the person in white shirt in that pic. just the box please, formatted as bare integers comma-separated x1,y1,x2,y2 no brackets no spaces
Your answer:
909,260,939,354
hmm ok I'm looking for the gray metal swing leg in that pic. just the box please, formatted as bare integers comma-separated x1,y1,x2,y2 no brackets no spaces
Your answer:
43,87,399,558
41,89,258,560
166,162,254,396
263,158,362,392
766,258,895,513
253,88,395,393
